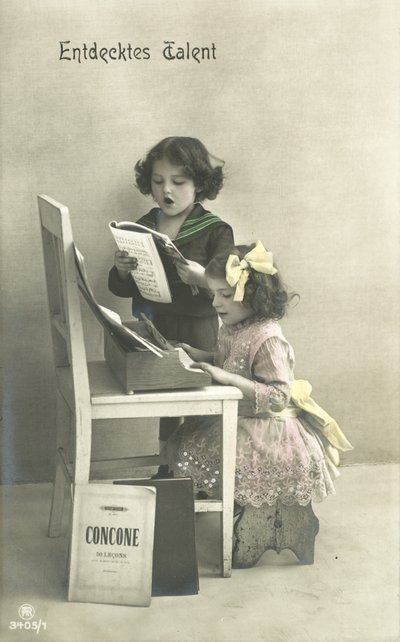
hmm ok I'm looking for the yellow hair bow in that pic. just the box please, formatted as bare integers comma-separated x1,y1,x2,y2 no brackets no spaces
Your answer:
225,240,277,302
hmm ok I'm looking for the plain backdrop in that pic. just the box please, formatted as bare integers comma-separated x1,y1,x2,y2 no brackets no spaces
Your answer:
1,0,399,482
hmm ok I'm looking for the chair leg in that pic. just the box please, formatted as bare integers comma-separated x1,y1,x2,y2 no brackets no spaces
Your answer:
221,400,239,577
48,392,71,537
232,501,319,568
48,459,67,537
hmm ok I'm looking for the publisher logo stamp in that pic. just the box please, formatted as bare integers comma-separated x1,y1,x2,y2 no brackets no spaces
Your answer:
9,604,47,634
18,604,35,620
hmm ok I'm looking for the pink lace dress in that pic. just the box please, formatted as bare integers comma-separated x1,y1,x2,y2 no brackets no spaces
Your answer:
165,317,337,507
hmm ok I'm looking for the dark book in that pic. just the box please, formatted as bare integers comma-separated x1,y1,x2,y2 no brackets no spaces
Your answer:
115,477,199,596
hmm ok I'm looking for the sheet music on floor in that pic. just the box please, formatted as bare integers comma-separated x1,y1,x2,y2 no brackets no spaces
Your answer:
73,245,164,357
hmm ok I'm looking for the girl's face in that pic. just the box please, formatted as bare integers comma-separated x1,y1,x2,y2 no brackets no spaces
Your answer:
207,276,254,326
151,158,197,218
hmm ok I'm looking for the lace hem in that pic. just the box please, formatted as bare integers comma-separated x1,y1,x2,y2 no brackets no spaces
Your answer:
234,483,336,508
172,445,336,508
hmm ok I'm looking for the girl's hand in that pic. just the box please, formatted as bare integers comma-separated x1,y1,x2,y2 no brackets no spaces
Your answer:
176,344,214,362
114,251,138,278
174,259,206,287
194,362,234,386
193,363,256,401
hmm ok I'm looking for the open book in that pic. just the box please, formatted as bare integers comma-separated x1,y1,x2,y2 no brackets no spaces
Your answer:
109,220,198,303
74,245,164,357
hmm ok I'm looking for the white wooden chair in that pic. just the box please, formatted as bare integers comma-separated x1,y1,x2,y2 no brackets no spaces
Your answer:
38,194,242,578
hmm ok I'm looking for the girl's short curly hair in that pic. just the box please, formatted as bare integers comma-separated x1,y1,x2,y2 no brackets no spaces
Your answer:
134,136,225,201
205,244,298,320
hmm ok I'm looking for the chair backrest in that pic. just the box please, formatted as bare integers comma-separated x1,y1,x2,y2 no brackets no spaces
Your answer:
38,194,91,405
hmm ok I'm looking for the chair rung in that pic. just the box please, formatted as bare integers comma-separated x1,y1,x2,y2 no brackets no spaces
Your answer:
57,448,73,484
195,499,223,512
52,314,68,340
90,455,162,472
58,454,162,483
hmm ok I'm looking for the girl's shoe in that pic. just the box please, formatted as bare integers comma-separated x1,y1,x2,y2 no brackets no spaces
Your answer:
151,465,174,479
234,501,244,518
195,490,209,499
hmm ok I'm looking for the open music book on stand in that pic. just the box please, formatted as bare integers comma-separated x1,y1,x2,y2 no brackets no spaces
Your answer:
74,245,211,392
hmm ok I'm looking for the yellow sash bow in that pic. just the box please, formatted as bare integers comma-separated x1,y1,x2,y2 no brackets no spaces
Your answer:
290,380,353,452
225,240,277,301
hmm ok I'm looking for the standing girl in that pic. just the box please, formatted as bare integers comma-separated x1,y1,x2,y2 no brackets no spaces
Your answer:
108,136,234,454
165,241,353,560
109,136,234,350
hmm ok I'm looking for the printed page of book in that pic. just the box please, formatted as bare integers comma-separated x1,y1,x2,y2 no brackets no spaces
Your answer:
114,221,189,264
109,222,172,303
68,484,156,607
111,221,199,295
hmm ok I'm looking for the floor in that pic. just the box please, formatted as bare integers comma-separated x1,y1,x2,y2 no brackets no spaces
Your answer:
0,464,398,642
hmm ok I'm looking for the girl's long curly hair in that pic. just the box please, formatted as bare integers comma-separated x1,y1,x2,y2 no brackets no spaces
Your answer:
205,244,299,320
134,136,225,201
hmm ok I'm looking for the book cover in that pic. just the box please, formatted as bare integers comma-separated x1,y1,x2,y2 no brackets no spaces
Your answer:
68,484,156,607
115,477,199,596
